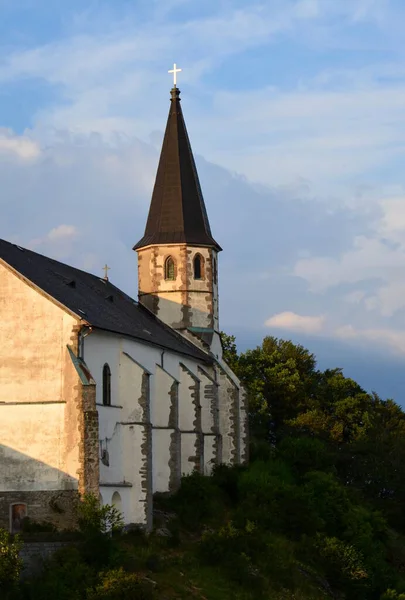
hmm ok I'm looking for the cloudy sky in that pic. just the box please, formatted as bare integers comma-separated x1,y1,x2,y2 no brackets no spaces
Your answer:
1,0,405,401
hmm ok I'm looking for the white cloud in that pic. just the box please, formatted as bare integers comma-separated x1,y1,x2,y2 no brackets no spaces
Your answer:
265,311,326,334
207,81,405,186
0,2,324,92
47,225,79,242
335,324,405,354
29,225,80,258
0,0,399,189
265,311,405,355
344,290,367,304
293,192,405,317
0,130,40,160
0,129,170,296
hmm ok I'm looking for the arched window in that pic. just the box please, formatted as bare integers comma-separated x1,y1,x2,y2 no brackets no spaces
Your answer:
102,363,111,406
193,254,204,280
164,256,175,280
111,492,122,513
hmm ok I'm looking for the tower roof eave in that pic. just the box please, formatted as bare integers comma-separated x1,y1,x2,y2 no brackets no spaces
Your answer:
133,232,222,252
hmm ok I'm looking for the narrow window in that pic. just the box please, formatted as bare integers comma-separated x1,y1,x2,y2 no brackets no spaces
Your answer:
10,503,27,533
213,258,217,284
164,256,175,280
103,363,111,406
193,254,204,280
111,491,122,513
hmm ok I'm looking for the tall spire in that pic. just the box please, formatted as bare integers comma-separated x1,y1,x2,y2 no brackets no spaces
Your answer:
133,87,221,251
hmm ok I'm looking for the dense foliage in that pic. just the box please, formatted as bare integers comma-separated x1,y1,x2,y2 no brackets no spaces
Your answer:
0,529,22,594
1,334,405,599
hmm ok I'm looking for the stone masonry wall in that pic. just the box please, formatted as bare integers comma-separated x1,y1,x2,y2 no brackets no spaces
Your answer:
77,385,99,496
20,541,72,578
216,367,239,465
137,244,217,331
239,386,249,464
168,381,181,492
0,490,79,532
179,364,202,476
198,367,219,474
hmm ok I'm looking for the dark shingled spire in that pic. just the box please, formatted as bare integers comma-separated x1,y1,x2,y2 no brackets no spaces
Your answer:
134,87,221,251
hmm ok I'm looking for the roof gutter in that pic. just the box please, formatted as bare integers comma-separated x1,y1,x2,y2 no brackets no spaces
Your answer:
78,324,93,359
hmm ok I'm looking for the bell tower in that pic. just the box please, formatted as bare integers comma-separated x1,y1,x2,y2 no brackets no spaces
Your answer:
134,82,222,344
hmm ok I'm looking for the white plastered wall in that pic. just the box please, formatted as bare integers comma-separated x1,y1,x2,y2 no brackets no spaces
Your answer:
83,327,246,524
152,366,178,493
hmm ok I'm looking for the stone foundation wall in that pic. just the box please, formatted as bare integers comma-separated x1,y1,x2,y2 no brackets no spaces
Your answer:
0,490,79,532
20,540,74,578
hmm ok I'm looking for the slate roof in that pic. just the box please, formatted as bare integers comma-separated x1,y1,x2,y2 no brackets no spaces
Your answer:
0,239,211,364
134,87,222,252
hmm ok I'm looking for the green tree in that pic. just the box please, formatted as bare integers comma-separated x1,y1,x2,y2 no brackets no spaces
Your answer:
345,398,405,530
220,331,240,372
0,528,23,594
237,336,317,441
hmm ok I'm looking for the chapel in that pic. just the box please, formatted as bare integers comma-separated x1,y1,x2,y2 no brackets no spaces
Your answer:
0,82,248,531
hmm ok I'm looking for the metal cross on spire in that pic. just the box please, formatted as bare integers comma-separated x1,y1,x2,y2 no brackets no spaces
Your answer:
103,264,110,280
168,63,182,87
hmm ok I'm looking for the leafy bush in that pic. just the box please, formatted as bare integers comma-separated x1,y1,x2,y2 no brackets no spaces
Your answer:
235,459,319,535
199,520,265,588
77,494,123,535
19,546,95,600
302,471,351,537
76,494,123,567
381,591,405,600
277,436,334,475
21,517,57,533
0,528,22,595
163,471,225,529
211,463,245,505
199,521,300,593
87,568,155,600
314,534,369,595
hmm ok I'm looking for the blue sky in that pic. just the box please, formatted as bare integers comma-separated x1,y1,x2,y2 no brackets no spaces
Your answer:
1,0,405,401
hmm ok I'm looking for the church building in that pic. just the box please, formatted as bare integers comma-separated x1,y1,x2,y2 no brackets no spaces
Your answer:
0,82,248,531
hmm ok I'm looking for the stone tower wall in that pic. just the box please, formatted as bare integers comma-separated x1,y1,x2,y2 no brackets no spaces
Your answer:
137,244,218,331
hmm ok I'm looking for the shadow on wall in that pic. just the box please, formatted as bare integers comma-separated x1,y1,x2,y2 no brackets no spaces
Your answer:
0,444,80,533
138,292,221,356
